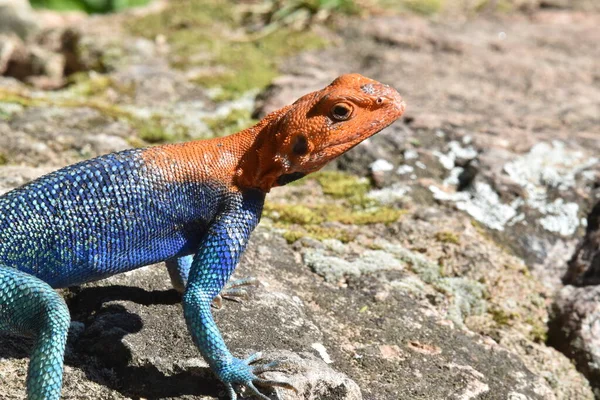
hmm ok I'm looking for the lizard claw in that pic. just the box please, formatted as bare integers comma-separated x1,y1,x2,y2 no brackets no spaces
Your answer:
218,352,295,400
212,277,260,309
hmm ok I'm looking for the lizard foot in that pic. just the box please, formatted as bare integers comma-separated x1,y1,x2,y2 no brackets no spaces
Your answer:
219,352,295,400
212,277,260,309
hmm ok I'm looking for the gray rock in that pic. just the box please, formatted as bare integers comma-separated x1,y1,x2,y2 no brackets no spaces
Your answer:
564,201,600,286
267,12,600,296
1,4,599,399
549,285,600,398
0,0,38,39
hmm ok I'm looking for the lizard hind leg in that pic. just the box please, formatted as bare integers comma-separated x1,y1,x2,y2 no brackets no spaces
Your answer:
0,266,71,400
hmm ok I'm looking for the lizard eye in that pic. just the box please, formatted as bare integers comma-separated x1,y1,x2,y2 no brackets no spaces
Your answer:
331,103,353,121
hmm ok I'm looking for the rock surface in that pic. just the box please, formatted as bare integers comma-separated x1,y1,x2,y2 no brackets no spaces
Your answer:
549,198,600,397
0,2,599,400
0,0,38,39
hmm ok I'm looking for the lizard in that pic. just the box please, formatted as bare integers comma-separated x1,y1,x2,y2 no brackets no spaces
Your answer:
0,73,405,400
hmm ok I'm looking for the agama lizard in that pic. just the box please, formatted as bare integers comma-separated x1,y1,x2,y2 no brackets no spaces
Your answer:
0,73,405,399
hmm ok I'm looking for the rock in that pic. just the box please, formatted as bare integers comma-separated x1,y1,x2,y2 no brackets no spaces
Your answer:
564,201,600,286
0,212,581,398
0,106,133,166
1,4,599,399
0,32,65,88
0,0,38,39
0,165,54,194
270,11,600,295
0,26,114,89
549,285,600,398
547,199,600,397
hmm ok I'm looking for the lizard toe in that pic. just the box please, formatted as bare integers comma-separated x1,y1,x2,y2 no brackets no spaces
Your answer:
217,354,294,400
213,277,260,309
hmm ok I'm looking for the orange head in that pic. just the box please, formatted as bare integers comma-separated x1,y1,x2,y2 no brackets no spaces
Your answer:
235,73,406,192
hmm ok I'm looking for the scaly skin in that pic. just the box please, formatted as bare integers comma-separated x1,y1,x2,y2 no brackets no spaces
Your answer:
0,74,405,399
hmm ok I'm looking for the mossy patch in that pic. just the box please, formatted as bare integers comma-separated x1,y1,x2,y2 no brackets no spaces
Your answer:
310,170,380,207
67,72,113,98
282,225,356,244
490,306,518,326
264,202,405,227
134,115,190,144
67,72,136,99
265,170,405,243
265,203,324,225
374,0,442,15
30,0,150,13
525,316,548,343
128,0,327,101
401,0,443,15
312,171,370,199
0,89,189,145
373,0,526,16
435,231,460,245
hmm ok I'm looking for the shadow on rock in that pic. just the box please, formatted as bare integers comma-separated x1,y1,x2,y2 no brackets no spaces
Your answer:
66,285,221,399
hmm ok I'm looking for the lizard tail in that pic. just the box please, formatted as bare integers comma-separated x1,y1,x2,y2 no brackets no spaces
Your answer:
0,266,70,400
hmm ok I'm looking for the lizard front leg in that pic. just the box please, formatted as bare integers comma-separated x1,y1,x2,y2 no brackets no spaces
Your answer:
182,191,292,400
167,255,259,308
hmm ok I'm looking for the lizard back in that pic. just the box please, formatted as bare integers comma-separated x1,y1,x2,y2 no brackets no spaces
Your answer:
0,147,229,288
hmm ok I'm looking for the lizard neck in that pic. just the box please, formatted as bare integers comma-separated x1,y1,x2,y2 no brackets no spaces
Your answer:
233,105,293,193
140,106,292,193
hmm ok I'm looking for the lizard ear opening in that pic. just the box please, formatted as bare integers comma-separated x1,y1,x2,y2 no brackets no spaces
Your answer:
292,135,309,156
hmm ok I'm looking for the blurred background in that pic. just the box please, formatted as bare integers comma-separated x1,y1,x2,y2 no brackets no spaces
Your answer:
0,1,599,399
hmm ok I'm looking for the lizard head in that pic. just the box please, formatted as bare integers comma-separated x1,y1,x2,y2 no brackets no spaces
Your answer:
236,73,405,191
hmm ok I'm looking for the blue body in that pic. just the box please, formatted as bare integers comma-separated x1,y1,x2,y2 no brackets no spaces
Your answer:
0,149,223,287
0,148,273,400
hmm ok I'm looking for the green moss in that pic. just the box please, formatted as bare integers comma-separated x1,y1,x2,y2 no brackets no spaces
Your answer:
264,169,404,245
525,316,548,343
333,207,406,225
403,0,443,14
0,89,188,145
135,115,191,143
0,153,7,165
0,90,39,107
135,116,169,143
265,202,405,227
374,0,443,15
282,225,355,244
409,138,421,147
311,170,379,208
265,203,324,225
203,108,257,137
128,0,327,101
435,231,460,245
490,307,516,326
313,171,370,198
67,73,112,97
192,29,326,101
473,0,519,13
128,0,234,38
67,72,136,99
31,0,151,13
